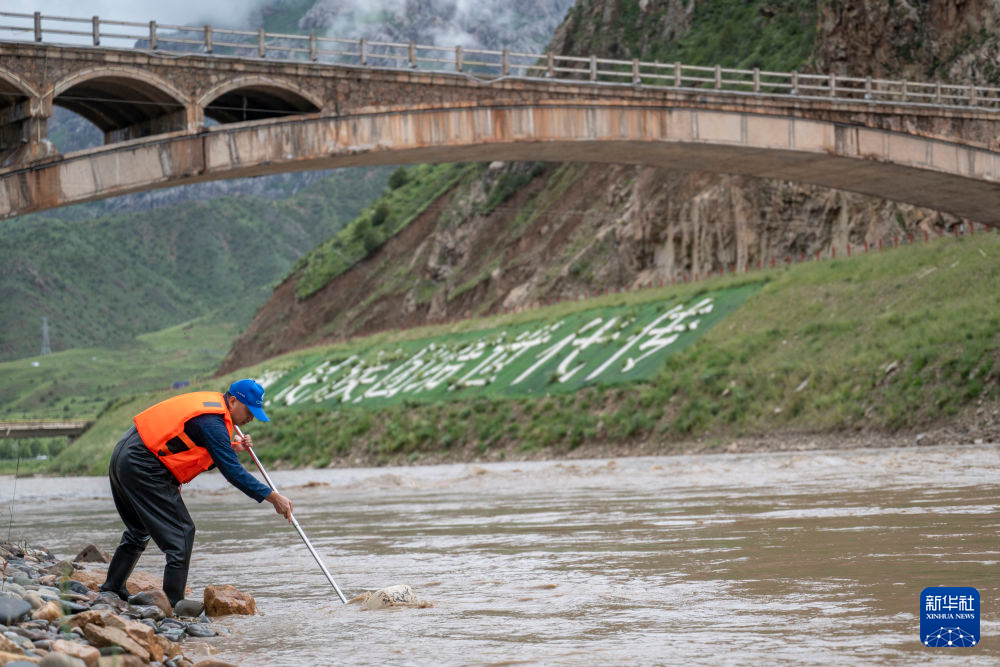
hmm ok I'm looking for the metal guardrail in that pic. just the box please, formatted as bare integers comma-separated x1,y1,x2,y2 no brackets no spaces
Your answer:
1,10,999,111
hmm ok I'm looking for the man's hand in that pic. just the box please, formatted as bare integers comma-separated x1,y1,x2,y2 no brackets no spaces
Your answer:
232,433,253,453
266,490,294,523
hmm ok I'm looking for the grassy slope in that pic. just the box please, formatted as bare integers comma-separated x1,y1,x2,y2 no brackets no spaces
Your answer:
43,233,1000,475
293,163,476,299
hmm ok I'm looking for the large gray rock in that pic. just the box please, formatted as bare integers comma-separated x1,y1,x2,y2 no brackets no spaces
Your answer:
0,597,31,624
172,599,204,617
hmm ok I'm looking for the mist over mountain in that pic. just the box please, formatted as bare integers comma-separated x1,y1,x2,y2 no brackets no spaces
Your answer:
299,0,574,53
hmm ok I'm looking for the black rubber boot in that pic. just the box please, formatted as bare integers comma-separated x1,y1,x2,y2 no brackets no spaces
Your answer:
99,545,142,601
162,563,190,608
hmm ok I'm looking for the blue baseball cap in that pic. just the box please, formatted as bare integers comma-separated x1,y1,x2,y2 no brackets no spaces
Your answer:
229,379,270,422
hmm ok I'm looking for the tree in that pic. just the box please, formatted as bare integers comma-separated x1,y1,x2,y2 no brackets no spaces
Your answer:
388,167,410,190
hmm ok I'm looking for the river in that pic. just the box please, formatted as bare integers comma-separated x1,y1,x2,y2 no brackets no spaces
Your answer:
8,442,999,665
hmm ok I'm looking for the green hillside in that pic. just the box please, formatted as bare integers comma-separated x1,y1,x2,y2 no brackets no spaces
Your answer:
41,233,1000,475
0,168,391,361
556,0,816,69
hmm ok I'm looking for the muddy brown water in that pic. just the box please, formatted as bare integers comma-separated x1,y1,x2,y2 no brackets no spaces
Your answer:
8,443,1000,665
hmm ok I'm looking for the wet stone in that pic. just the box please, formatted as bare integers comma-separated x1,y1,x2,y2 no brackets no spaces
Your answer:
1,583,27,597
4,631,32,649
61,581,90,597
59,600,90,614
21,620,50,631
172,599,204,618
0,597,32,624
126,592,156,607
158,628,185,643
74,544,110,564
23,593,45,610
184,623,216,638
129,604,165,621
37,652,85,667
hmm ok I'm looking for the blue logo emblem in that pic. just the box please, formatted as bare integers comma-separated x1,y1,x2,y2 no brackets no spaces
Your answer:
921,587,979,647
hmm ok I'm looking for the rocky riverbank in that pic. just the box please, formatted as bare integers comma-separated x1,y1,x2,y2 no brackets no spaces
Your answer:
0,542,251,667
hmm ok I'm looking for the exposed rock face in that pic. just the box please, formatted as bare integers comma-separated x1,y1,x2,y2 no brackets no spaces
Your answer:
549,0,695,58
812,0,1000,80
223,160,962,370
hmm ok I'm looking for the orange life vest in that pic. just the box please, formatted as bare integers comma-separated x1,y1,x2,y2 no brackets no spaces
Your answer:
133,391,235,484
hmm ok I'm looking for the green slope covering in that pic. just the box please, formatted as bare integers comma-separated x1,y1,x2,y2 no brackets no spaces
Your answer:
42,233,1000,475
263,284,758,408
0,168,391,361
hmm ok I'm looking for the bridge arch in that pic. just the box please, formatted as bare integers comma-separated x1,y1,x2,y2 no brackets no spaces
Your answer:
0,68,40,103
0,70,44,163
199,77,323,125
50,67,190,142
2,105,999,223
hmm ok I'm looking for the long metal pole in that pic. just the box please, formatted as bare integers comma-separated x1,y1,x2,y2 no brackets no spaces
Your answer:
235,425,348,604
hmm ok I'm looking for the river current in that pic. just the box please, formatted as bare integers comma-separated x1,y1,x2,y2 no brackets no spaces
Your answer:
8,443,999,665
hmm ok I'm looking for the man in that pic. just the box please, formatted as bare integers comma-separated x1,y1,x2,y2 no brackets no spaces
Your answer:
100,379,293,611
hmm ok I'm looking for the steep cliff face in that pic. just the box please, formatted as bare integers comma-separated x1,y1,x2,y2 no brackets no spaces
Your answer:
812,0,1000,80
222,0,993,371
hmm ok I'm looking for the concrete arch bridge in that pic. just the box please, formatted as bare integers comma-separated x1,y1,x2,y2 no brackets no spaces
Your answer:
2,36,1000,223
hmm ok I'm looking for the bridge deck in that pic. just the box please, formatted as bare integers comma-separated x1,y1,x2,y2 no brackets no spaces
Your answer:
0,420,92,439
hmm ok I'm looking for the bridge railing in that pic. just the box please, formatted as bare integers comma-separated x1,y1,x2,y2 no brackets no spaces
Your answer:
3,10,1000,111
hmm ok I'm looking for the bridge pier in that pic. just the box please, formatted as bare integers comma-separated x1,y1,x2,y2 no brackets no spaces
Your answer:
0,103,56,167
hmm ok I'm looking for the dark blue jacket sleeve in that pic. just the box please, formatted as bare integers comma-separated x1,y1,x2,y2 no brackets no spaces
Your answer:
185,414,272,502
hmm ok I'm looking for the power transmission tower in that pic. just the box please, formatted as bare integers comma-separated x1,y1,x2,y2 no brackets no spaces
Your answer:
40,317,51,355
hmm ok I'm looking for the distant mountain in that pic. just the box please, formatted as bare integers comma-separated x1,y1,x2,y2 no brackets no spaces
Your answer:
0,167,391,360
